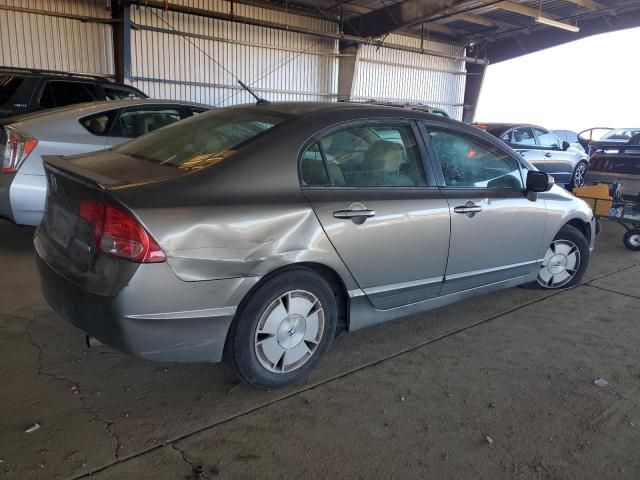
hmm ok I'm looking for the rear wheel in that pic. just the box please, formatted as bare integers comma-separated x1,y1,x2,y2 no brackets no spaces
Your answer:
570,161,588,189
224,268,337,390
524,225,590,289
623,229,640,251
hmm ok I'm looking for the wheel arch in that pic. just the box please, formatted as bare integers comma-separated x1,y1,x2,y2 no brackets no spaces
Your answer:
232,262,350,337
565,218,592,245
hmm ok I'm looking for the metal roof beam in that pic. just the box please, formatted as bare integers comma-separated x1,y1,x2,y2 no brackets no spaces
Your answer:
343,0,469,38
562,0,609,12
491,1,580,32
445,11,518,29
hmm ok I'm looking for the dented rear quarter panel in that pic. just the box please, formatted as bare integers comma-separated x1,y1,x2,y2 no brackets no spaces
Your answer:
107,111,361,291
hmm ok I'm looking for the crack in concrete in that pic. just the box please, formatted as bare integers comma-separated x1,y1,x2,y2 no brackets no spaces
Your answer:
170,444,206,479
24,317,122,462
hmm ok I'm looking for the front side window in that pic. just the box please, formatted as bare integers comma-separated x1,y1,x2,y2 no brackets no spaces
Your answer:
428,129,523,190
110,108,183,138
114,109,285,170
534,128,561,148
502,127,536,146
39,81,98,108
301,124,426,187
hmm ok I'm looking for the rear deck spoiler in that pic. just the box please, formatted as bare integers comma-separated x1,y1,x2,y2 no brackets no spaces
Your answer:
43,155,128,189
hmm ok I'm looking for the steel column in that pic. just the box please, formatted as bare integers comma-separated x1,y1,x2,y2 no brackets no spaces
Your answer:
112,0,132,83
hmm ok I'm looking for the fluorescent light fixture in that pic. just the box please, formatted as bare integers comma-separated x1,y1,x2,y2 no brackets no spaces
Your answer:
535,16,580,32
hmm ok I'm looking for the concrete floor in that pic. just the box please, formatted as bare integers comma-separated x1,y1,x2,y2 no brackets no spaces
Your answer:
1,219,639,480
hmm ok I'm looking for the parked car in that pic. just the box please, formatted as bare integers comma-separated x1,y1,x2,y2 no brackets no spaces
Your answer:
35,102,595,389
0,67,147,120
551,130,585,153
585,141,640,200
474,123,590,188
1,99,209,226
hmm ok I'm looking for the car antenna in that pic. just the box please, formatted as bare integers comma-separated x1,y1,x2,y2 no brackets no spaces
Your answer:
238,80,270,105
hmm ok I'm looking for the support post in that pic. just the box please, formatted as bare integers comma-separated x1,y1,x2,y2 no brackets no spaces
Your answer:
112,0,131,83
337,44,360,102
462,61,486,123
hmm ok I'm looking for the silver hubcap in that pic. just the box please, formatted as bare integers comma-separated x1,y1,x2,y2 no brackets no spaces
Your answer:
537,240,581,288
573,164,586,187
254,290,324,373
629,234,640,248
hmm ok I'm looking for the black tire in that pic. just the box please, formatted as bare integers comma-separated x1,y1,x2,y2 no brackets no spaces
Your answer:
224,268,337,390
570,161,589,189
522,225,590,289
623,229,640,251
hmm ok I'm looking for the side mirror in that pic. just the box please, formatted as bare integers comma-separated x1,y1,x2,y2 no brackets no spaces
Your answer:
562,140,571,151
526,170,554,192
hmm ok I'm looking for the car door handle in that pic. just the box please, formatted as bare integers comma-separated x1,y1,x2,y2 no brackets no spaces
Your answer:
545,152,553,158
333,209,376,219
453,202,482,217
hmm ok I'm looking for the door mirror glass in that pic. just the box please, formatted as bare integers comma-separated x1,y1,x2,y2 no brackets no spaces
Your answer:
526,170,554,192
562,140,571,151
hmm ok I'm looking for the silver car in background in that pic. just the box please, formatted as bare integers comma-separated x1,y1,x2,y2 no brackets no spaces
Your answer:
475,123,590,189
35,103,596,390
0,99,209,226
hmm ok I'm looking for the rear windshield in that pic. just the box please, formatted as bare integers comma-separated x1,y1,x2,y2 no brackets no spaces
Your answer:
113,109,286,169
0,75,24,105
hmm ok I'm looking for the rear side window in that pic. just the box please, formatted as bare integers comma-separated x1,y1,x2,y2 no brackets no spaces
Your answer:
114,109,285,170
502,127,536,146
39,81,98,108
301,124,426,187
110,108,183,138
428,129,523,189
104,87,145,100
0,75,24,105
80,110,119,136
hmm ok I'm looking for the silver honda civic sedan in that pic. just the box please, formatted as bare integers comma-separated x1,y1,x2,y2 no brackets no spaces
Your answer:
35,102,596,389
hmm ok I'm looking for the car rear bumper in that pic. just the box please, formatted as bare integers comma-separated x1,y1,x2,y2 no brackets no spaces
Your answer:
36,248,260,363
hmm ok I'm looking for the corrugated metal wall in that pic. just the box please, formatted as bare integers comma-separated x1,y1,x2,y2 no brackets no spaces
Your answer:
0,0,466,118
0,0,113,75
129,1,340,106
353,34,466,119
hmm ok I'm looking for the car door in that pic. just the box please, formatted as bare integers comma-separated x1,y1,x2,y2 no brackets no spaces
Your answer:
422,124,547,295
533,127,576,182
105,105,188,147
300,120,451,310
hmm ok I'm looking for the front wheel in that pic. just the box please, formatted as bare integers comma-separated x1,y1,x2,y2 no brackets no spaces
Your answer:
570,161,589,189
524,225,590,289
224,268,337,390
623,229,640,251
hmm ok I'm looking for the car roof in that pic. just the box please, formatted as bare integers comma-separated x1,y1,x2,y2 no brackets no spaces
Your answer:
5,99,211,125
232,101,459,123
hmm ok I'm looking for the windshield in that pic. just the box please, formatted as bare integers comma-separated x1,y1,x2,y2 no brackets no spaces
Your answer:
602,128,640,141
114,109,286,170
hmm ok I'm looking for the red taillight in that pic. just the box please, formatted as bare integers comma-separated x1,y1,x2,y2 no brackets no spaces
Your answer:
79,200,165,263
2,127,38,173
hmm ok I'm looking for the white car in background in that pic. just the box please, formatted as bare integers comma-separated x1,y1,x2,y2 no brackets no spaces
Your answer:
1,99,209,226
